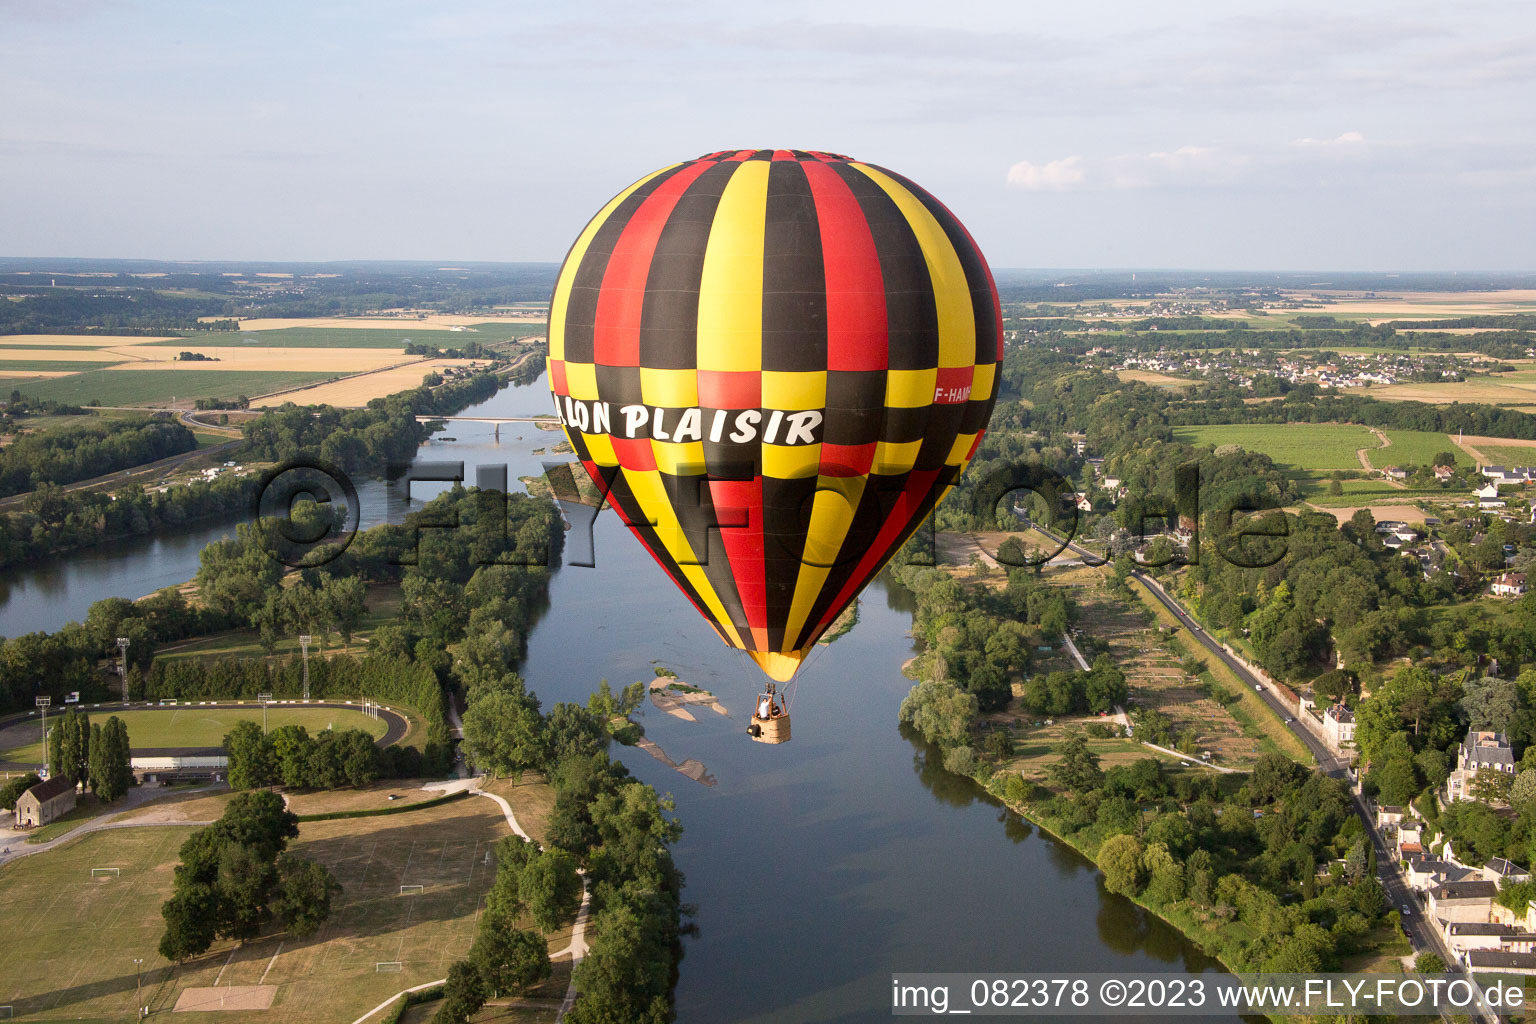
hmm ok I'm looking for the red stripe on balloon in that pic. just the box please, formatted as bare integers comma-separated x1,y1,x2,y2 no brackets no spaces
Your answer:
802,160,888,372
708,477,767,634
591,159,714,368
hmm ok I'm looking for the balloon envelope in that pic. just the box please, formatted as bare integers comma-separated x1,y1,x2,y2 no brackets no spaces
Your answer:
548,149,1001,680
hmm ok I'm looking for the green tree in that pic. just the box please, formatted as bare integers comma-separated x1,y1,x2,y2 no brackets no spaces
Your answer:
1048,732,1104,793
462,689,546,775
224,719,275,790
518,848,584,934
94,716,132,802
468,914,551,997
897,680,977,749
271,855,342,938
430,959,489,1024
1416,952,1447,973
1097,834,1146,896
0,772,41,810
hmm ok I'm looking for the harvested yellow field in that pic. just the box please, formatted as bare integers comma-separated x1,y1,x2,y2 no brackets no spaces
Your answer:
1273,289,1536,319
109,346,414,372
0,334,172,347
1361,380,1536,405
250,359,477,408
0,370,79,379
1117,369,1193,390
1309,504,1431,525
233,313,542,330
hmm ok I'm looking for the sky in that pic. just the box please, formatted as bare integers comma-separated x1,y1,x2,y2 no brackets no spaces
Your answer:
3,0,1533,270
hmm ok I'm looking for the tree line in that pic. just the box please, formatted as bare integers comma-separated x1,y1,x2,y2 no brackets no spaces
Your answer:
0,417,197,497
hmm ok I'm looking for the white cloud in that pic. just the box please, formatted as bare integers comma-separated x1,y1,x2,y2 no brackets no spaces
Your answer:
1292,130,1366,147
1005,155,1086,190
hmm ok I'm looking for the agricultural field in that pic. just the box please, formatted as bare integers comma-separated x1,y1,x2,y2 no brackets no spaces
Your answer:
1373,429,1466,468
150,322,543,349
13,368,336,407
0,322,515,410
1452,435,1536,467
0,792,567,1023
1363,368,1536,407
252,359,480,408
1116,369,1194,390
0,705,390,765
1171,422,1378,472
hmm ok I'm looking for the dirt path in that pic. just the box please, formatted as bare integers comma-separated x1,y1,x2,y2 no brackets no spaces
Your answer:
1356,428,1406,487
1453,435,1492,464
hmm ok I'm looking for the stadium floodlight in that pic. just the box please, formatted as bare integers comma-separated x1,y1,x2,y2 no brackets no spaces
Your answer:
258,692,273,733
36,696,50,776
299,635,313,700
116,637,131,701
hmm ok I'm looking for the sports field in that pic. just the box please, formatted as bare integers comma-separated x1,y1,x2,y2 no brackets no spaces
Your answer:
0,793,565,1022
0,706,388,765
1171,423,1378,472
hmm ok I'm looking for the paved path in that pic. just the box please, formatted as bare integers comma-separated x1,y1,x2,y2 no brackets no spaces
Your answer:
0,783,221,867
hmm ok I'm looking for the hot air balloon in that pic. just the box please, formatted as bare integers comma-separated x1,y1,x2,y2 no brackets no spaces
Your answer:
547,149,1001,741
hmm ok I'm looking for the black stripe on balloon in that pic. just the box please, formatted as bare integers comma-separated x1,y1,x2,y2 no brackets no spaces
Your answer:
865,164,1001,370
914,403,967,471
761,159,828,373
823,370,887,448
594,365,643,409
785,467,911,651
761,474,821,652
562,165,689,364
639,160,737,372
787,464,960,651
825,163,939,373
659,469,754,646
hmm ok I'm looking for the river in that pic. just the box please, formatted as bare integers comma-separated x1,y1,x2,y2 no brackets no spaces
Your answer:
0,374,1236,1022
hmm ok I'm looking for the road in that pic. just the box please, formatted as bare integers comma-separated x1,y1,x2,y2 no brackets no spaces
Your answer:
1030,525,1459,968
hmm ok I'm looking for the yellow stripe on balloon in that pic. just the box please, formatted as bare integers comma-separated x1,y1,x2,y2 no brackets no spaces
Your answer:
548,163,680,363
850,163,976,371
696,161,770,373
782,475,867,650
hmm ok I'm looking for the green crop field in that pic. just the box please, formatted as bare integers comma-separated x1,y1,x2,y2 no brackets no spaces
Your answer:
1377,429,1466,467
0,358,121,372
0,794,567,1023
0,706,388,765
13,369,335,407
1475,444,1536,469
1171,423,1378,472
151,322,544,348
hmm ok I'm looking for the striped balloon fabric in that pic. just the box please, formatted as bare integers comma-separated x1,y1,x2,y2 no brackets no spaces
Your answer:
548,149,1001,681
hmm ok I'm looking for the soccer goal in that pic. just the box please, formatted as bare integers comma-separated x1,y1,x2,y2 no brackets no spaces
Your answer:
375,962,403,974
0,1004,13,1019
90,867,119,880
399,884,424,895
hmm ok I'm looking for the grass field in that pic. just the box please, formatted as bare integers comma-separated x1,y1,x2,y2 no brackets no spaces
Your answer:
150,323,544,349
1377,429,1466,467
1172,422,1378,472
0,706,389,765
0,358,121,372
0,792,566,1023
1473,444,1536,468
13,369,336,406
